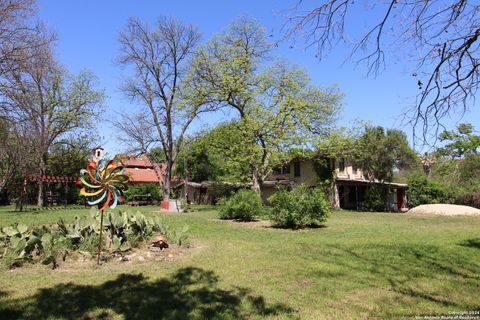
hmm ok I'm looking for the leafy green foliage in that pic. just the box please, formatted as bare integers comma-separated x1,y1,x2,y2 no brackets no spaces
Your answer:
363,185,388,212
185,17,342,193
453,192,480,209
406,174,451,207
175,131,229,183
456,154,480,191
268,185,330,228
218,189,262,221
436,123,480,158
124,183,162,202
353,126,418,182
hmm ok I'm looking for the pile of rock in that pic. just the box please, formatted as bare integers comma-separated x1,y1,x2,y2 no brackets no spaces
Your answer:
407,204,480,216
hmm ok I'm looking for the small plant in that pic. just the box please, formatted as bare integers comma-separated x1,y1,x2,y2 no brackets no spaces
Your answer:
268,185,330,228
0,209,190,269
217,189,262,221
0,223,41,268
40,232,69,269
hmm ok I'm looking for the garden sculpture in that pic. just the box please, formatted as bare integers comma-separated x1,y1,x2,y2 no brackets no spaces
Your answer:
78,159,129,264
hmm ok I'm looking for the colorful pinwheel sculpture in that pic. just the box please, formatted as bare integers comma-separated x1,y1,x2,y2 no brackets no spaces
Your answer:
79,159,129,210
78,159,129,265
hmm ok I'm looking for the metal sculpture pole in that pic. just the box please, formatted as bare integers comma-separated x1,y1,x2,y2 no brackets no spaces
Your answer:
97,209,104,265
78,158,129,266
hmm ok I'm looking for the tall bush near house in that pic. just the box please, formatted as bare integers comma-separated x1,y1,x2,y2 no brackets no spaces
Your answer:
363,185,388,212
268,185,330,228
217,189,262,221
453,192,480,209
407,174,451,207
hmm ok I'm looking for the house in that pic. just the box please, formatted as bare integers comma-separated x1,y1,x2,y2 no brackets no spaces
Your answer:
174,181,248,204
90,147,167,185
115,154,166,185
263,157,408,211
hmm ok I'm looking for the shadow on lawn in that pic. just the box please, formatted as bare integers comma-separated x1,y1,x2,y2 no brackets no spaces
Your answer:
459,238,480,250
322,243,480,314
0,267,294,320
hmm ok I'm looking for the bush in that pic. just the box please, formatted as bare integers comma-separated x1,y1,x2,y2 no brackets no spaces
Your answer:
208,182,240,204
217,189,262,221
453,192,480,209
268,185,330,228
363,185,388,212
407,174,451,207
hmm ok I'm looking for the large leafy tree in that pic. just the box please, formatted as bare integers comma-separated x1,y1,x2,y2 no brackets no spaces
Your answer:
436,123,480,159
0,39,104,207
175,122,252,183
283,1,480,138
186,18,342,194
353,126,417,183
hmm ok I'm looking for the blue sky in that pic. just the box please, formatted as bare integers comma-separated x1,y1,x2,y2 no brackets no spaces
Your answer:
36,0,479,154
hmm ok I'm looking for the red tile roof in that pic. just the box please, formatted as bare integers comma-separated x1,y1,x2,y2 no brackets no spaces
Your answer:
117,154,168,184
117,155,154,168
124,168,162,183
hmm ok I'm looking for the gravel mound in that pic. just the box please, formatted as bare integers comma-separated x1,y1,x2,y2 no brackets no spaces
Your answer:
407,204,480,216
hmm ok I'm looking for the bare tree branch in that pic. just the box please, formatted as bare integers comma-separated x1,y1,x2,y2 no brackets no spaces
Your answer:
282,0,480,142
116,16,204,199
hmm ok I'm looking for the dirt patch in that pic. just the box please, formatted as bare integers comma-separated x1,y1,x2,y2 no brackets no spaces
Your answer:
10,245,192,273
406,204,480,216
222,219,273,228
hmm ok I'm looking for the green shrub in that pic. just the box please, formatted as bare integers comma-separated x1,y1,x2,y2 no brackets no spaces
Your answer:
453,192,480,209
407,174,451,207
363,185,388,212
268,185,330,228
208,182,240,204
217,189,262,221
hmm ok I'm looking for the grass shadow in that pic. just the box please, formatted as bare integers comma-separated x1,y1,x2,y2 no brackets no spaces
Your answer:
459,238,480,250
322,243,480,312
0,267,294,320
270,224,327,230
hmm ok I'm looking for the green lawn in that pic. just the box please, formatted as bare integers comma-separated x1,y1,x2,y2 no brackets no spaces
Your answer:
0,205,479,319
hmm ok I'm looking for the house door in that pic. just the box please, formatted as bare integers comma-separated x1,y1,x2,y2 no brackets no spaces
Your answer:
397,189,404,209
339,186,345,208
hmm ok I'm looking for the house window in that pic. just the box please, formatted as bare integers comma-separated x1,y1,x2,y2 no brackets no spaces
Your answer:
273,164,291,175
97,150,101,157
272,167,282,175
352,163,358,174
294,162,301,177
339,158,345,172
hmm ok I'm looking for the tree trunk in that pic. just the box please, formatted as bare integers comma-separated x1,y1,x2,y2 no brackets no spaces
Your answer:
36,154,47,207
162,160,172,201
37,152,48,207
252,170,262,196
36,180,44,207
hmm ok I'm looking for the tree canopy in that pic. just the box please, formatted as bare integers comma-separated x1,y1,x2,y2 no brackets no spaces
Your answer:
353,126,418,183
0,23,103,207
436,123,480,159
186,17,342,194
